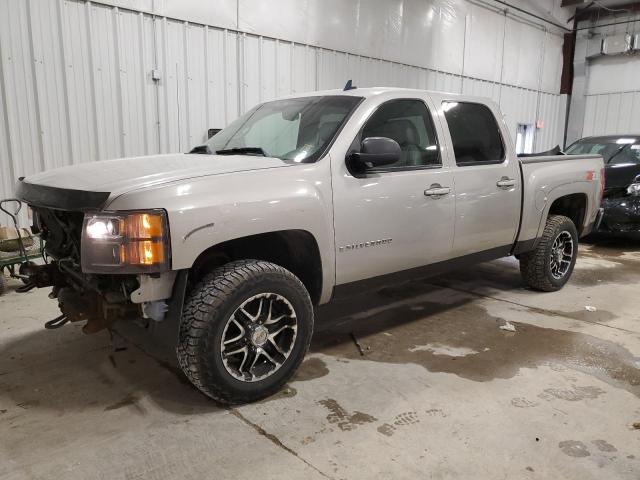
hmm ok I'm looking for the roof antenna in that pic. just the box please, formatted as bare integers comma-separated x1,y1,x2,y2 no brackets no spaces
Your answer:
343,79,357,91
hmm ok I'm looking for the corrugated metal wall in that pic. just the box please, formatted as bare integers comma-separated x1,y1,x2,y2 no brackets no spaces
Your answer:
582,92,640,138
0,0,567,226
571,11,640,140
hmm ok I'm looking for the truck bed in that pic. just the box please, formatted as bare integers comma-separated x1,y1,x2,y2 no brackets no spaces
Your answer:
516,154,604,251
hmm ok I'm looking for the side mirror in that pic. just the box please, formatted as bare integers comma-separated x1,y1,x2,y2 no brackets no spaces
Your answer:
351,137,400,168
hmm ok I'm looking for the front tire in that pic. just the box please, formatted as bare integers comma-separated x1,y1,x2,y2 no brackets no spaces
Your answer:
519,215,578,292
176,259,313,404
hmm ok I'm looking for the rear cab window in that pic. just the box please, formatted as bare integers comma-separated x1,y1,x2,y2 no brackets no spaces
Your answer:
442,102,505,166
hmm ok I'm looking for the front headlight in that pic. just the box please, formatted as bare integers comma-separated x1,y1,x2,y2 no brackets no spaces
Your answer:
628,183,640,196
81,210,170,273
627,176,640,196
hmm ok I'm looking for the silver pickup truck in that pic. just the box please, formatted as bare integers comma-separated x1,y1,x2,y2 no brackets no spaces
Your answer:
15,87,604,404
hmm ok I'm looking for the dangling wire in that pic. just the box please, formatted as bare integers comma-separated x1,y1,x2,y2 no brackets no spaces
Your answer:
44,314,69,330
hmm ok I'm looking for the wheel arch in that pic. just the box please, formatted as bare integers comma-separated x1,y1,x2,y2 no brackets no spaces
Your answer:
189,229,323,305
546,192,588,236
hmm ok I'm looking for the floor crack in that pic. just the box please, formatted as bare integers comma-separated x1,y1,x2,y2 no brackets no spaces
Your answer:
229,408,334,480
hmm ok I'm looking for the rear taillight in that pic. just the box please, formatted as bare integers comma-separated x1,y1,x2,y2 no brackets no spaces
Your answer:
599,167,605,201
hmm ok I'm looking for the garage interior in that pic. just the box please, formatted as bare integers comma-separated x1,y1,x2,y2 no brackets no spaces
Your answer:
1,1,640,479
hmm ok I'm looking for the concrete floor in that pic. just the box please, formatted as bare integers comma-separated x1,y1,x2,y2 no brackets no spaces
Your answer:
1,237,639,479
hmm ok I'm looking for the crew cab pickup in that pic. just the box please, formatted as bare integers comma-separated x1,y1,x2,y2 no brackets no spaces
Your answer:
15,88,604,404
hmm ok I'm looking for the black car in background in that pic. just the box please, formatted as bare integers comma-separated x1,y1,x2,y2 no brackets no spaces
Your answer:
566,135,640,233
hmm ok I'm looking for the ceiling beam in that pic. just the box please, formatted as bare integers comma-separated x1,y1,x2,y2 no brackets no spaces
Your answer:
574,1,640,21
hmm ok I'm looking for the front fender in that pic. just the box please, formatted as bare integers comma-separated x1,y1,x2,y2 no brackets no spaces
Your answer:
107,160,336,303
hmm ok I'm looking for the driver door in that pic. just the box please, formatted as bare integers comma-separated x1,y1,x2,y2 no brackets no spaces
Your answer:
331,97,456,286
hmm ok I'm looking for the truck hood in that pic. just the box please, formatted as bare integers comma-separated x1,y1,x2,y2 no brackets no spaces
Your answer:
18,153,290,210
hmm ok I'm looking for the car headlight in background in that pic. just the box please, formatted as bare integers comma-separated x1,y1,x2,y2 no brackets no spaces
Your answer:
627,175,640,197
81,210,170,273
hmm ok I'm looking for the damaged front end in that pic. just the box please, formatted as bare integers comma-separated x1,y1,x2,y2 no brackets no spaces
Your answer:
16,181,180,335
600,177,640,233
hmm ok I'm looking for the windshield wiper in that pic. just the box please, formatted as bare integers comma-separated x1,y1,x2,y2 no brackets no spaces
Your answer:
188,145,213,154
215,147,267,157
607,144,632,165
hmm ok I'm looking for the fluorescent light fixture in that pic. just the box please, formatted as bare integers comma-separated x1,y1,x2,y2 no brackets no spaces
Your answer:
616,138,636,144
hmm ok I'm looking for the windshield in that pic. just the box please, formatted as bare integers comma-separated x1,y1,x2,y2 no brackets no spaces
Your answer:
203,95,362,162
566,138,640,165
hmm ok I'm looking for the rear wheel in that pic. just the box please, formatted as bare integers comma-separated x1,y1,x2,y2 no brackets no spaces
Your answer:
519,215,578,292
176,259,313,404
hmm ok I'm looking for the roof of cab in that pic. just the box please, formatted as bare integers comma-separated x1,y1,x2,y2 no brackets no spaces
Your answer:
278,86,469,100
577,135,640,143
275,86,499,108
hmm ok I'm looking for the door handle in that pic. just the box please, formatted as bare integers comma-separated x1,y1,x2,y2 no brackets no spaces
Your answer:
424,184,451,197
496,177,516,189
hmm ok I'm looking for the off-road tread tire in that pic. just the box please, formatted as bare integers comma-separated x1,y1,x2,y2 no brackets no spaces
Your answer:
176,259,313,405
519,214,578,292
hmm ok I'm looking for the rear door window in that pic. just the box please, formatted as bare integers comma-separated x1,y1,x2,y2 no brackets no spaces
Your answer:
443,102,505,166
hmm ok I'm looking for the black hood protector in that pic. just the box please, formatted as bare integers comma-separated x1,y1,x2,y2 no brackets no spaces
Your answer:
16,179,110,212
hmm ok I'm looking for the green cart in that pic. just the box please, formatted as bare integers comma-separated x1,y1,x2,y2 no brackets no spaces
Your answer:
0,199,45,295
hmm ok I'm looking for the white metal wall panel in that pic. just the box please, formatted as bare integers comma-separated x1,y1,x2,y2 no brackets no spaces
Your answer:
583,92,640,138
0,25,12,227
536,93,567,151
502,17,544,91
587,55,640,96
462,3,505,83
186,23,208,147
461,77,501,103
161,19,187,153
90,3,123,160
0,0,42,181
29,0,73,172
60,0,99,165
161,0,237,30
205,28,238,130
0,0,567,217
500,85,537,143
541,29,563,94
116,10,157,157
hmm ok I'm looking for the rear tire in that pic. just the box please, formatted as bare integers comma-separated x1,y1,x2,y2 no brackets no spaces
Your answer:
519,215,578,292
176,259,313,405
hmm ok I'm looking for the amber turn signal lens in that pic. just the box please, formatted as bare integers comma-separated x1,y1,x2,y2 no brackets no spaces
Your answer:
120,240,165,266
125,213,164,239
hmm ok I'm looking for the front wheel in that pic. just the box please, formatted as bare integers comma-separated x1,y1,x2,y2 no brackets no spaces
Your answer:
176,259,313,404
519,215,578,292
